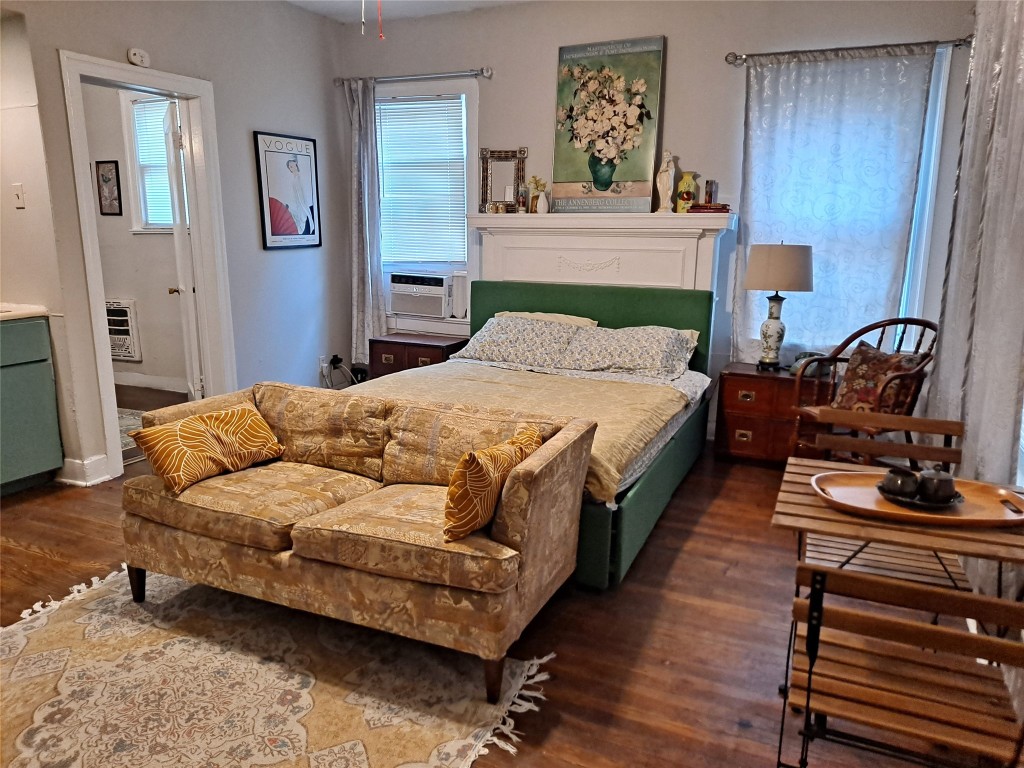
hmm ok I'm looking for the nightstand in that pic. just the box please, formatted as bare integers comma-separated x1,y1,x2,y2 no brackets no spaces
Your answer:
368,333,468,379
715,362,802,462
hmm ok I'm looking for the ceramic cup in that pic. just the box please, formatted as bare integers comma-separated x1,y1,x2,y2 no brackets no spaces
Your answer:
880,467,919,497
918,466,957,503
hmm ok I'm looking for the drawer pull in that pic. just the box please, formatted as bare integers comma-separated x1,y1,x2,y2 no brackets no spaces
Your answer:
738,390,756,403
381,353,394,364
735,429,753,442
417,357,431,366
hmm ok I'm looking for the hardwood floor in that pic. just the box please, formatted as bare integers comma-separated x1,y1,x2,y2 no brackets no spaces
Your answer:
0,451,927,767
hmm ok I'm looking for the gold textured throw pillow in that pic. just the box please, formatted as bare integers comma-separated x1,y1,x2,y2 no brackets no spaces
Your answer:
443,427,544,542
130,402,284,494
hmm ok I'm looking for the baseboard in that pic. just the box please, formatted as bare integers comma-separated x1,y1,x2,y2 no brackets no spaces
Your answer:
57,454,112,487
112,372,189,392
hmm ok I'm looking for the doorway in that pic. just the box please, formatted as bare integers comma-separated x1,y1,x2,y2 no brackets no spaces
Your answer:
60,50,236,484
81,84,192,463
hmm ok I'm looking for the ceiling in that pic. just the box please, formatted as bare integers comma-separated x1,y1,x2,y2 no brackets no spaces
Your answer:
288,0,521,24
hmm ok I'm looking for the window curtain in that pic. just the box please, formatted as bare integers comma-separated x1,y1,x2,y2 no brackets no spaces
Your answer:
732,45,937,362
343,78,387,366
924,1,1024,708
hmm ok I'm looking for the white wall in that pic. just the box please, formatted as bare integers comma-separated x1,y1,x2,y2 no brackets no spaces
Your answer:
81,84,188,390
331,0,974,326
2,0,351,471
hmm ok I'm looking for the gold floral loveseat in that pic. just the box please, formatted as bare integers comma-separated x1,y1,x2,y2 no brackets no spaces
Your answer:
121,382,596,702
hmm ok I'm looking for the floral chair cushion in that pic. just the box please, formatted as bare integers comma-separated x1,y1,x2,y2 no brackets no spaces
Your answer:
831,341,928,414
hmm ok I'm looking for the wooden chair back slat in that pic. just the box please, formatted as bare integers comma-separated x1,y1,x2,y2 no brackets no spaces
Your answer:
795,563,1024,629
815,434,962,465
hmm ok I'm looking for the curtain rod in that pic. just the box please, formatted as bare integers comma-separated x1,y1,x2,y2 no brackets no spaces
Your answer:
723,35,973,67
333,67,492,87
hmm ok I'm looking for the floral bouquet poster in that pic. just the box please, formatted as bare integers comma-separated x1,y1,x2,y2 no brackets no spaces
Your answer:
552,36,664,213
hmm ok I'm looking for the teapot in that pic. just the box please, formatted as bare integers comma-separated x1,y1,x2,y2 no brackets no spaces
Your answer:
917,465,957,503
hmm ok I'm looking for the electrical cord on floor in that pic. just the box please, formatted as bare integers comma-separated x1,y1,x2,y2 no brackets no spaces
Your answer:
321,364,358,389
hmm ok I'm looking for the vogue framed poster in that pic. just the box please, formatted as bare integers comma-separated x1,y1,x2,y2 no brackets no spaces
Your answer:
253,131,321,249
551,36,665,213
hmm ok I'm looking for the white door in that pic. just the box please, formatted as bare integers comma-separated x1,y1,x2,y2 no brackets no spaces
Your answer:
164,100,205,400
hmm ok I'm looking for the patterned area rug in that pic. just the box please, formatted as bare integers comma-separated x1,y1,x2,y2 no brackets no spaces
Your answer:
0,570,550,768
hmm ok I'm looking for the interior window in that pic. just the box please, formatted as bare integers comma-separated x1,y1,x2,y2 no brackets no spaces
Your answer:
119,93,175,231
374,79,476,272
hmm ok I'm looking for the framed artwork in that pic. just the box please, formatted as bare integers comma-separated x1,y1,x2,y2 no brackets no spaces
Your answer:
253,131,321,249
95,160,122,216
551,36,665,213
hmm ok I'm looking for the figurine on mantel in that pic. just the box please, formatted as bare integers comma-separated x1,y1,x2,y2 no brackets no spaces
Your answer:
655,151,675,213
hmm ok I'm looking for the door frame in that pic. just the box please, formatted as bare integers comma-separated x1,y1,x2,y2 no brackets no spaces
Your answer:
59,50,236,483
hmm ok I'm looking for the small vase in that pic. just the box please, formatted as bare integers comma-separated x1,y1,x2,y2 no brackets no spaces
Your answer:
588,154,616,192
675,171,699,213
536,191,549,214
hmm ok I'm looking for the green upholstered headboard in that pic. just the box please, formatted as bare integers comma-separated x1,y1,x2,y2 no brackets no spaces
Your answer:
469,281,715,375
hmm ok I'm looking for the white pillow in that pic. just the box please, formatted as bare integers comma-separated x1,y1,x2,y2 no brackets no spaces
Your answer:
557,325,698,377
451,316,580,368
494,311,598,327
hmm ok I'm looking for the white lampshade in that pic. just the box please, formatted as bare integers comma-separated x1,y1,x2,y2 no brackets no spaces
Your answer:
743,244,814,293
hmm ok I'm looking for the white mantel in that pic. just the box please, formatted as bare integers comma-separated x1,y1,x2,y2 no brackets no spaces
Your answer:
467,211,739,381
467,212,737,292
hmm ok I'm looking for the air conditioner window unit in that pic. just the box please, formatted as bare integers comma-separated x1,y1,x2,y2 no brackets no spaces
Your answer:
389,273,453,318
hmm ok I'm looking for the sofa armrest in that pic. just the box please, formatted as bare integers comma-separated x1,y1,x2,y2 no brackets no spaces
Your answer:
140,388,256,427
491,418,596,606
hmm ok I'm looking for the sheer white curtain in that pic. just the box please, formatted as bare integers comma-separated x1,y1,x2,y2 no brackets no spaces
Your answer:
733,45,938,362
925,2,1024,710
343,78,387,366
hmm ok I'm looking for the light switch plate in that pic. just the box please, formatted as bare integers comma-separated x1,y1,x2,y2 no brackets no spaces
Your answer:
12,183,25,209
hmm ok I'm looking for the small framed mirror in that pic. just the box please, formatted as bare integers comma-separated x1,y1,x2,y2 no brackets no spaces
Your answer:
479,147,527,213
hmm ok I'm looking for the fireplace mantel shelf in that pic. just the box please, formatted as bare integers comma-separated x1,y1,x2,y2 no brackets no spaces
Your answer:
467,212,737,237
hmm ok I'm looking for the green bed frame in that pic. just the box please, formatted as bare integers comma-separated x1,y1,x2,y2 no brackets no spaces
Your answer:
470,280,714,589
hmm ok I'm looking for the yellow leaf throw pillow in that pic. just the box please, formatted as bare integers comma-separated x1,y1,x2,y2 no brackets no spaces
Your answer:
444,427,544,542
130,402,284,494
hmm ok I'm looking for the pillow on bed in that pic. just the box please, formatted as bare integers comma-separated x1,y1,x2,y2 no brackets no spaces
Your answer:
494,311,598,327
557,325,698,377
450,316,580,368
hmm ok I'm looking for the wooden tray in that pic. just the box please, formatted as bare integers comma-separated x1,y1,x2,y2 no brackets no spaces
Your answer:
810,472,1024,527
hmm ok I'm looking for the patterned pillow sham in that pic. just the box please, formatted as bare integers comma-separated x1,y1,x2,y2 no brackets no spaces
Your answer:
494,311,598,327
130,402,284,494
557,325,699,377
831,341,927,413
450,316,580,368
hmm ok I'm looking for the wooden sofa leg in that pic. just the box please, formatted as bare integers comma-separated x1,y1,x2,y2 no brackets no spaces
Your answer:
127,566,146,603
484,657,505,704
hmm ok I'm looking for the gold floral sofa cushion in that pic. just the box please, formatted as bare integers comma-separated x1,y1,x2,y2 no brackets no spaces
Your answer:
290,484,520,593
382,400,567,487
254,382,388,481
123,461,381,551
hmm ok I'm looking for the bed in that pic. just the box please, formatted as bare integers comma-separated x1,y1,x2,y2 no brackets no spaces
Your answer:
354,280,714,589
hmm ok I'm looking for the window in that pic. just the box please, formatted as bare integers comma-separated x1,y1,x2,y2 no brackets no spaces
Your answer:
735,45,953,359
119,92,175,231
374,79,477,269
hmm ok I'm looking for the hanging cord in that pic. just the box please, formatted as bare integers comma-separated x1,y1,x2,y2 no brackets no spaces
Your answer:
361,0,365,35
378,0,385,40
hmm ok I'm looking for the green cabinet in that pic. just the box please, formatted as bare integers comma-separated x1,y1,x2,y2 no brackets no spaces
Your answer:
1,317,63,491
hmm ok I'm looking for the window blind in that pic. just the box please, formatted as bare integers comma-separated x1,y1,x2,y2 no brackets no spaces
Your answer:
131,99,173,227
375,95,467,264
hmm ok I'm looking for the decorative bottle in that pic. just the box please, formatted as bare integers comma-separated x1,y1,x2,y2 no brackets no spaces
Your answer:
675,171,699,213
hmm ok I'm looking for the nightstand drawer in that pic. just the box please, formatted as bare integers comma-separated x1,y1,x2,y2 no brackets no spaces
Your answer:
720,375,779,417
408,346,443,367
370,341,407,377
721,416,776,458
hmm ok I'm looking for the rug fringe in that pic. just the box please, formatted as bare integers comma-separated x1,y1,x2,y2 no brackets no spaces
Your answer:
467,652,555,763
17,563,127,621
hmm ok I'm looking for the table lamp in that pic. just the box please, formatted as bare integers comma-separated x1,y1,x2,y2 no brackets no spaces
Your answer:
743,243,814,370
